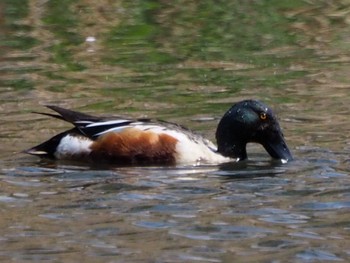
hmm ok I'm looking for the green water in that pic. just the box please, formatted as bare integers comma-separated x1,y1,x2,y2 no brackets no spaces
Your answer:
1,0,350,262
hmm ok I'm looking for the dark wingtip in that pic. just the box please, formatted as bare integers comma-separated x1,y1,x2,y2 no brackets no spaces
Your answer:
44,105,67,112
31,105,76,122
43,105,100,123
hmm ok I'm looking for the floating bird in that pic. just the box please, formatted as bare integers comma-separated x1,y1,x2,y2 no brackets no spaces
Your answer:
25,100,292,165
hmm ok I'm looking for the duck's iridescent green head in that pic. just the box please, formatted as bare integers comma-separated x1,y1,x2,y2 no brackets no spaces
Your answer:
216,100,292,162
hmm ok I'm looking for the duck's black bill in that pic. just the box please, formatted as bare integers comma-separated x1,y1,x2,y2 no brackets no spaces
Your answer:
263,137,293,163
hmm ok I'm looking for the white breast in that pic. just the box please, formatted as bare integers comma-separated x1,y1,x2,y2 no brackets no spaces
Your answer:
173,133,233,165
133,124,233,165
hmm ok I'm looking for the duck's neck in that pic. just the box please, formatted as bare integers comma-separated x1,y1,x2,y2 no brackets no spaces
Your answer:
216,141,247,160
215,124,248,160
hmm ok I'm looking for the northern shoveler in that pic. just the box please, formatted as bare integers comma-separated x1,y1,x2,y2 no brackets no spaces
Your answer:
25,100,292,165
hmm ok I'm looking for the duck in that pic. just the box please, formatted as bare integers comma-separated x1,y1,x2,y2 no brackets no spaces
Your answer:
25,100,292,165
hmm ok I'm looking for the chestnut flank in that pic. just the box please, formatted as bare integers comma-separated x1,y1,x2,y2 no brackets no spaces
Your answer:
90,128,178,164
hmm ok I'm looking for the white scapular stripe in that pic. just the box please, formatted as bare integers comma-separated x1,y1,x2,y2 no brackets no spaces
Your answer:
86,120,132,127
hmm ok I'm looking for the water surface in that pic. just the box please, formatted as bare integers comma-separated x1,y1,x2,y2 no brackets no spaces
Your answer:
1,1,350,262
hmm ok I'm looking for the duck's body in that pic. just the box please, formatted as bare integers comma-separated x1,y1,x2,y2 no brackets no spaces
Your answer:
25,100,292,165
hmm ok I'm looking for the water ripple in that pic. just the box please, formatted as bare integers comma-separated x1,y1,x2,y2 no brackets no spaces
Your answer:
170,225,275,241
297,201,350,211
296,249,344,261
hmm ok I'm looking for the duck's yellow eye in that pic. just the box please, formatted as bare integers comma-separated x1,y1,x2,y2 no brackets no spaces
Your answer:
260,112,267,120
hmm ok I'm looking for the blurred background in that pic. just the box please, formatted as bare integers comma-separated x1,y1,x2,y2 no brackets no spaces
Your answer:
1,0,350,153
1,1,350,262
